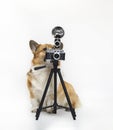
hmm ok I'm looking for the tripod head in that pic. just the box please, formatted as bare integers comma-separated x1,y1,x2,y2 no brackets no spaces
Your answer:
45,26,65,61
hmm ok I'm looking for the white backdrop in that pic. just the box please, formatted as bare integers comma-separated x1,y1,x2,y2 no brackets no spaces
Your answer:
0,0,113,130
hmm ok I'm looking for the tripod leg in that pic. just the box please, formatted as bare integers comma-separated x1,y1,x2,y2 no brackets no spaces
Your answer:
57,69,76,120
53,69,57,113
36,70,54,120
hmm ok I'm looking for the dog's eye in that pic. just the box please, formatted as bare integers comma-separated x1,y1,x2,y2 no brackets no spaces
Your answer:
43,48,47,51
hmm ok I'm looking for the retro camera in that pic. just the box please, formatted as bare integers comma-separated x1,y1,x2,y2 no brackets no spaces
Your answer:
45,26,65,61
46,49,65,61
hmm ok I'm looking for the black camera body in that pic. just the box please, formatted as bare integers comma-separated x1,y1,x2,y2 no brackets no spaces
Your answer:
45,26,65,61
46,49,65,61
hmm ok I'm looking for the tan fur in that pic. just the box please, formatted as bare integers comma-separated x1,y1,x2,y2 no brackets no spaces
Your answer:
32,44,53,65
57,81,80,108
27,78,35,98
27,40,80,112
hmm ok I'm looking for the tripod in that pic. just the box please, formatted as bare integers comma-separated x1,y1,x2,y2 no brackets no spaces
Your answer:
35,60,76,120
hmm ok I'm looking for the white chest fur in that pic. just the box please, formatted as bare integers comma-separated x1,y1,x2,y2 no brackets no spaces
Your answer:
30,66,54,99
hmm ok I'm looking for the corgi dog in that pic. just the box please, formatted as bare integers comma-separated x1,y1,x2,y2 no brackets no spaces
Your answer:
27,40,80,113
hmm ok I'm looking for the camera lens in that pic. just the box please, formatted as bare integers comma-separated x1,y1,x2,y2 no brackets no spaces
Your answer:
54,38,61,48
55,42,59,46
55,41,61,48
53,52,60,60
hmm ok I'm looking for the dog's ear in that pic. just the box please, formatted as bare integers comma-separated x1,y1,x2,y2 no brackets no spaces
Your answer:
29,40,39,53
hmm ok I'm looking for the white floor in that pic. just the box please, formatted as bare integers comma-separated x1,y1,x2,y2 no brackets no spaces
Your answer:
1,101,113,130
